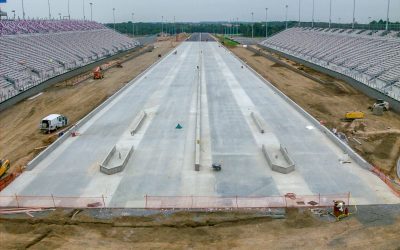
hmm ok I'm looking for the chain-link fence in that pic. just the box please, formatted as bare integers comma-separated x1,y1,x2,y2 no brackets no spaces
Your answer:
144,193,351,210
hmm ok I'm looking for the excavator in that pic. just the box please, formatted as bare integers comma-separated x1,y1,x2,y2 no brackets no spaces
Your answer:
0,159,10,179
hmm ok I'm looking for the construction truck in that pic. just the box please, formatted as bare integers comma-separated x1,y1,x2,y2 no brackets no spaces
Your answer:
373,99,389,111
344,111,365,121
93,66,104,79
40,114,68,133
0,159,10,178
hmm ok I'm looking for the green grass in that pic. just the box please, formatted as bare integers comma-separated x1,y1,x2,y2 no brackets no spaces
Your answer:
216,35,240,47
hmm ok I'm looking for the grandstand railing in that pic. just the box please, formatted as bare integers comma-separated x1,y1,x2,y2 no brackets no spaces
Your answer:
297,22,400,32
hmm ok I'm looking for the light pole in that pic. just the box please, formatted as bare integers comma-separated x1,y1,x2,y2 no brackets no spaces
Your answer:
67,0,70,20
231,19,234,36
161,16,164,36
236,17,239,36
386,0,390,31
22,0,26,19
83,0,86,21
352,0,356,29
47,0,51,19
252,12,255,38
265,8,268,38
89,3,93,21
132,13,135,37
298,0,301,26
285,5,288,29
312,0,315,28
329,0,332,28
368,17,371,30
59,13,61,20
113,8,116,31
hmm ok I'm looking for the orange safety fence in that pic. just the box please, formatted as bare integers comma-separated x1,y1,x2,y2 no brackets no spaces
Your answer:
0,193,350,209
371,167,400,197
0,170,22,192
0,195,106,209
144,193,351,210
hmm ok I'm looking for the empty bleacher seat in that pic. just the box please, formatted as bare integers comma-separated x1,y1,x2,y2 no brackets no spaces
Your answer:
0,20,139,102
259,28,400,101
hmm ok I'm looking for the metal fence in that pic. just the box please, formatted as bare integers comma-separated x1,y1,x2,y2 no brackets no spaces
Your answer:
144,193,351,210
0,195,106,208
0,193,350,209
371,167,400,197
298,22,400,31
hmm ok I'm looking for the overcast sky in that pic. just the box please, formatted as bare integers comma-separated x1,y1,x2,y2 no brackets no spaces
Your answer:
0,0,399,24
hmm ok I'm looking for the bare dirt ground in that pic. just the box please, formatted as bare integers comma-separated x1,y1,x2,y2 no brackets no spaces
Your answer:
0,39,178,174
230,46,400,180
1,208,399,249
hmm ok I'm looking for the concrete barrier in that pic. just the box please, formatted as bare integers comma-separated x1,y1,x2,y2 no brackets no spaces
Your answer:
251,112,265,133
262,144,295,174
222,43,373,171
26,44,179,171
195,55,202,171
100,145,134,175
130,111,147,136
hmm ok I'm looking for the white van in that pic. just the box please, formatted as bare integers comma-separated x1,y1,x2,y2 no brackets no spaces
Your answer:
40,114,68,133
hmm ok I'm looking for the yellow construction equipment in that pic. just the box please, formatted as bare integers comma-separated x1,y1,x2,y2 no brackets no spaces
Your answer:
344,111,365,121
0,159,10,178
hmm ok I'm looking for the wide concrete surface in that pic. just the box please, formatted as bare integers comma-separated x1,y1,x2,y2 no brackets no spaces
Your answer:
1,36,398,207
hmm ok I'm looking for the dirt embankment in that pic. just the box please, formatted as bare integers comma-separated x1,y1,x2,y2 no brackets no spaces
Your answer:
1,208,399,249
0,40,178,172
230,46,400,179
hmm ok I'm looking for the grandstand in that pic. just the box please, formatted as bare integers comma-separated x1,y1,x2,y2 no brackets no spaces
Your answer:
259,27,400,101
0,20,139,102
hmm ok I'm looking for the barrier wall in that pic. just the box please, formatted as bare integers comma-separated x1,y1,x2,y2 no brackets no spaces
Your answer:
26,44,178,171
100,146,134,175
195,55,202,171
100,145,116,171
130,111,147,136
251,112,265,133
262,144,295,174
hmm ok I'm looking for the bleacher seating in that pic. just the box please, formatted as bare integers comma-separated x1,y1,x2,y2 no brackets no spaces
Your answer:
259,27,400,101
0,20,139,102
